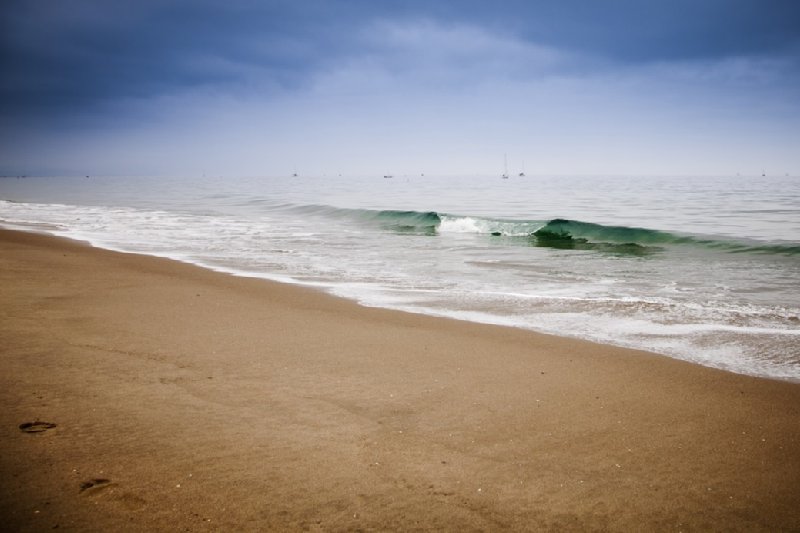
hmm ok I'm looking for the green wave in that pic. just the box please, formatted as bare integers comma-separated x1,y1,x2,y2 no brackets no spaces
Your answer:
369,209,441,235
534,218,684,244
532,218,800,256
284,204,800,256
530,219,673,255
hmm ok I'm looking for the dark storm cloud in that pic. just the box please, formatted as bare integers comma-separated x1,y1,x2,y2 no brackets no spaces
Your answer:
492,0,800,62
2,0,798,123
0,1,364,120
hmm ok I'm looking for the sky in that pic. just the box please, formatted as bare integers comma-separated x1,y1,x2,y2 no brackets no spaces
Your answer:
1,0,799,177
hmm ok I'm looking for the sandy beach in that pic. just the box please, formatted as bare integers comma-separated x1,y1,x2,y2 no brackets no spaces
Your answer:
1,228,798,531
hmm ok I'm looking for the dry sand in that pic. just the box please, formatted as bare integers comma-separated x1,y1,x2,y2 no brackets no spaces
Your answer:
1,228,799,531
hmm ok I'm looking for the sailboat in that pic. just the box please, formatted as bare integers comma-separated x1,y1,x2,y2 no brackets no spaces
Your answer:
502,153,509,179
519,160,525,177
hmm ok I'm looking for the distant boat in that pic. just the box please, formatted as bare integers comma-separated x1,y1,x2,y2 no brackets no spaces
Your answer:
502,153,509,179
519,160,525,177
383,174,393,179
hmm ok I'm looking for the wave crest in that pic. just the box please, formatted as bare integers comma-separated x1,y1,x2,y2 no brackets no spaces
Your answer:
278,204,800,256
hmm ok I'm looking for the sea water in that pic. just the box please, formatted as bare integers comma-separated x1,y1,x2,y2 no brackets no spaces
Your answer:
1,174,799,381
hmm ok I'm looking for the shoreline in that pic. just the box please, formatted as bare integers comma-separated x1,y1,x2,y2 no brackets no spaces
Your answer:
7,225,794,385
2,196,798,384
1,228,799,530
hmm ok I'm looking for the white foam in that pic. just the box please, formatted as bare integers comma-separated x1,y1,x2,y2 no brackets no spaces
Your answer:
438,216,484,234
437,215,538,236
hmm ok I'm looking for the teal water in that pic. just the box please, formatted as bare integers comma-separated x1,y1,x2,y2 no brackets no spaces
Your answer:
1,174,799,380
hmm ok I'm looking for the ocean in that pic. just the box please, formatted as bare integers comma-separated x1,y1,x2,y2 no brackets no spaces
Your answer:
2,173,799,381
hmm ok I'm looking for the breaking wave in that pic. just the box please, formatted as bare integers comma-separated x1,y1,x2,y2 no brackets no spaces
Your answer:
287,204,800,256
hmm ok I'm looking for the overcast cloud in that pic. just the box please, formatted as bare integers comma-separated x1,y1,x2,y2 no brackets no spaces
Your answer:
1,0,799,176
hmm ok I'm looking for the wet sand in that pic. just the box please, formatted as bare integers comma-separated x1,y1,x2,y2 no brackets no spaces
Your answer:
1,228,799,531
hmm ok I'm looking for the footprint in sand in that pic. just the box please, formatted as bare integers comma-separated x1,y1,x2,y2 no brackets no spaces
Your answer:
79,479,147,509
19,421,57,433
79,478,112,493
